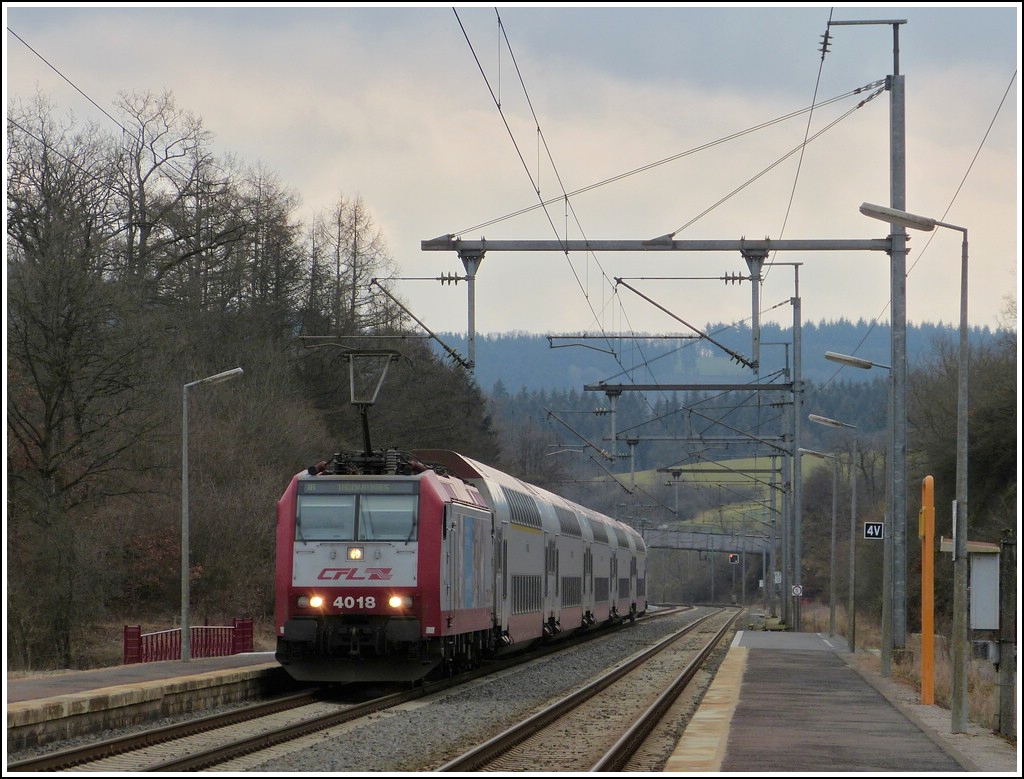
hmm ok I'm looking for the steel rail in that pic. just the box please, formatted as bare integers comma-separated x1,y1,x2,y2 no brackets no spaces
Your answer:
437,608,731,772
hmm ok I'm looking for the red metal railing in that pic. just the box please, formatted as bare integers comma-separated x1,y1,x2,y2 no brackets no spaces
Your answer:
123,618,254,664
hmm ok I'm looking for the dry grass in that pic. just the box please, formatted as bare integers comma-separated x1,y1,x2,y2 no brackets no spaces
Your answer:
801,601,1002,731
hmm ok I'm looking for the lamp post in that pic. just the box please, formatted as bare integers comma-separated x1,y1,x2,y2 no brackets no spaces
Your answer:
800,447,839,637
859,201,970,732
182,367,244,662
826,350,893,676
809,414,858,653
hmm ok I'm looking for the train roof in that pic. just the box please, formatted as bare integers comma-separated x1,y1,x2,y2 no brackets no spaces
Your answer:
411,449,485,481
412,449,644,547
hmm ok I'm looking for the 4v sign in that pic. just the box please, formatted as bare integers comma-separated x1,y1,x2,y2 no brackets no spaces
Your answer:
863,521,884,539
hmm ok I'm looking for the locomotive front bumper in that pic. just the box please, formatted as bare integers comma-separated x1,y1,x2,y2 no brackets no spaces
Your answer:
281,616,422,644
276,616,440,683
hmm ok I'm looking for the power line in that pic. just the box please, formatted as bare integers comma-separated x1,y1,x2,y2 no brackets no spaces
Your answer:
452,85,877,237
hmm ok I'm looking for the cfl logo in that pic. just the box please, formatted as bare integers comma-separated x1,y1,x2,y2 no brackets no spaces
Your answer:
317,567,393,581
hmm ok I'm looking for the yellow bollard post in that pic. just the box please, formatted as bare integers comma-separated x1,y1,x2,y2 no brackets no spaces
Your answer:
920,475,935,705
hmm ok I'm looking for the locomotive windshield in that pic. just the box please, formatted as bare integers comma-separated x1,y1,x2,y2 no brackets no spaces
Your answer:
296,480,418,542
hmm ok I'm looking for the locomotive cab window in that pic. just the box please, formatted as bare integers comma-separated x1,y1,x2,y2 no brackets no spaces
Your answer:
296,480,418,542
296,494,356,540
358,494,417,541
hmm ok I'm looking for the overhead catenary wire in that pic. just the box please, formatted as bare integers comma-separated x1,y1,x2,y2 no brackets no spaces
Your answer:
455,8,889,489
456,9,676,446
452,83,883,238
759,8,837,290
454,10,613,343
456,12,857,393
455,9,883,381
666,86,884,238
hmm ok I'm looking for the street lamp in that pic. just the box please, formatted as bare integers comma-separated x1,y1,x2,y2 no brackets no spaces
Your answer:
826,350,894,677
809,414,858,653
182,367,244,662
860,201,970,732
800,447,839,637
824,351,891,372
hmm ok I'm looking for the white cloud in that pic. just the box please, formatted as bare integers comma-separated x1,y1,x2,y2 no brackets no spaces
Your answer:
5,3,1019,335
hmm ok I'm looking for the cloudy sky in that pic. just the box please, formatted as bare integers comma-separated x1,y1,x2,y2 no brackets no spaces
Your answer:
5,4,1020,338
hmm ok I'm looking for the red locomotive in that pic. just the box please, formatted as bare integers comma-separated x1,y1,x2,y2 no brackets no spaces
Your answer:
274,447,648,683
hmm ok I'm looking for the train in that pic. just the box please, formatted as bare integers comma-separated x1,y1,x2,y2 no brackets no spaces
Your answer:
274,447,648,683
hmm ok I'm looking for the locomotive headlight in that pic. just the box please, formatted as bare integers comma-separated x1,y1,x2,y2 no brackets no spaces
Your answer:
297,596,310,608
308,595,325,609
388,595,412,609
347,546,364,561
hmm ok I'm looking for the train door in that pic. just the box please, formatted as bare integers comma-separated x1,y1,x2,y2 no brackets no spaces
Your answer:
634,550,647,611
630,555,638,601
584,545,592,598
591,544,610,622
440,502,494,632
494,518,508,633
610,554,618,607
544,536,557,622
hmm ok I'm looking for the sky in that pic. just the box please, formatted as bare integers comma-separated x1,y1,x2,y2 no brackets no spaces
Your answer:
4,3,1021,339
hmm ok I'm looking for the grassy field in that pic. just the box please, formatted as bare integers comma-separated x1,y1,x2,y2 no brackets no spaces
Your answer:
611,454,814,529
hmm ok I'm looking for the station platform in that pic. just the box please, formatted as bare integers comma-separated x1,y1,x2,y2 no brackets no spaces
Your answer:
665,629,1019,773
6,651,286,751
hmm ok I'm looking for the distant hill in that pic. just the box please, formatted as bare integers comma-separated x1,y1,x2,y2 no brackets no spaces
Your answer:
431,320,996,393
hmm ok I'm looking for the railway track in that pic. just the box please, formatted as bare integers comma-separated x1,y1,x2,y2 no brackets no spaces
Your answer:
4,689,403,772
437,607,739,772
6,606,709,772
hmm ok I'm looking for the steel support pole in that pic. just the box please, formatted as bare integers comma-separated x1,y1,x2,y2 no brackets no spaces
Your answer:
181,385,191,662
849,434,858,653
951,229,970,733
881,372,894,675
460,252,482,378
890,67,909,656
829,457,838,636
769,486,778,618
792,269,803,631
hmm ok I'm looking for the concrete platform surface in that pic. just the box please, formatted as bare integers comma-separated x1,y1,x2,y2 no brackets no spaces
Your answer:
666,629,1018,774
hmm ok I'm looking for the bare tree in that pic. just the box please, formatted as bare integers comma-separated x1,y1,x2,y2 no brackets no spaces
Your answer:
299,213,333,336
155,149,245,313
232,164,305,332
112,89,251,310
320,193,404,333
7,97,161,666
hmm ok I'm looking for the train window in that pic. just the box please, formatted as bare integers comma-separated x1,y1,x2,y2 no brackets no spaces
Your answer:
357,494,418,541
296,494,357,541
